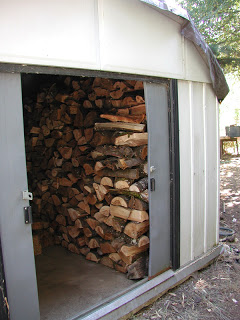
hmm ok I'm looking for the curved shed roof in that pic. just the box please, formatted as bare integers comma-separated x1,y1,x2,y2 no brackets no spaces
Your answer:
141,0,229,100
0,0,228,100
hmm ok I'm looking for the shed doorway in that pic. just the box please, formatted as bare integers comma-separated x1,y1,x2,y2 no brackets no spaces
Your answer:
22,73,153,319
4,71,173,320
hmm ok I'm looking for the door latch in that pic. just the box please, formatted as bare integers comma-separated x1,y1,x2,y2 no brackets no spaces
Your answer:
150,178,155,191
24,206,33,224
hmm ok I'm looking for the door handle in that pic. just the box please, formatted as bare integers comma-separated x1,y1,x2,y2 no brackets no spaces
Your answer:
150,178,155,191
24,206,33,224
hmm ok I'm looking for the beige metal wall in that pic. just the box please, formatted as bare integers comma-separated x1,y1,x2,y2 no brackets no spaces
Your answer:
178,80,219,266
0,0,211,84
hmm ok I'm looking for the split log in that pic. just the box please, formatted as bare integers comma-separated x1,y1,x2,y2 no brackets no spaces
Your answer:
115,262,127,273
59,178,73,187
109,253,121,263
67,226,81,238
109,189,148,203
75,219,83,229
94,211,107,223
91,132,113,147
73,129,82,141
80,247,90,256
93,87,109,97
118,251,142,265
111,238,125,251
133,145,148,160
134,81,144,90
77,237,86,247
63,234,69,243
94,157,119,172
129,104,146,115
58,147,72,159
97,169,139,180
83,111,98,128
116,108,130,116
56,214,66,226
104,216,126,232
93,183,108,202
104,193,113,205
100,242,116,254
100,256,114,269
129,177,148,192
62,240,69,248
91,145,134,159
95,224,114,241
86,218,100,230
100,177,113,187
110,205,130,220
128,197,148,211
30,127,41,134
140,190,149,203
124,221,149,239
83,163,94,175
84,184,95,194
94,161,105,172
127,256,148,280
78,201,90,215
120,244,149,257
83,100,93,109
75,193,85,201
100,114,145,124
68,208,87,221
86,252,100,263
94,122,146,133
68,243,79,254
83,227,93,238
114,133,148,147
114,178,132,190
138,235,150,247
117,158,143,170
111,196,128,208
110,205,148,223
88,238,100,249
121,97,139,107
99,205,110,216
84,127,94,142
86,193,97,205
128,210,149,223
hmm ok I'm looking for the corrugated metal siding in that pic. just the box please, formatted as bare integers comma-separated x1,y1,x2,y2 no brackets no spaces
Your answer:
178,80,219,266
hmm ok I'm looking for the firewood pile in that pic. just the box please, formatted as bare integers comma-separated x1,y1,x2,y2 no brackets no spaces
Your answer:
23,76,149,279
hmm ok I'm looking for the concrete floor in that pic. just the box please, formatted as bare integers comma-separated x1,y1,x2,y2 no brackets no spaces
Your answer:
35,246,135,320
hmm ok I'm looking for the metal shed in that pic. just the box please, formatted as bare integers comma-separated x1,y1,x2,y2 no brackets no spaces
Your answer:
0,1,228,319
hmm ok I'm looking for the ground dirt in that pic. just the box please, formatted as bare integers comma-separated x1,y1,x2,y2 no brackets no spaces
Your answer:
130,155,240,320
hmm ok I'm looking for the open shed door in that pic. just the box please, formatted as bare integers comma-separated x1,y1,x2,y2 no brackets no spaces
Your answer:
144,82,171,277
0,73,40,320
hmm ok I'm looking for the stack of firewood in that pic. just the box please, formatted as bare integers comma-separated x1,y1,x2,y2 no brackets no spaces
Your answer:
23,76,149,279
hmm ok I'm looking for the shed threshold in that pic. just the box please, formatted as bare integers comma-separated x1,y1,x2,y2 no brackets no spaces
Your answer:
78,245,222,320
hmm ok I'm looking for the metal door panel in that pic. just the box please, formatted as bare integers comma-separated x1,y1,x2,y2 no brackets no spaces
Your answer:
0,73,40,320
144,82,171,277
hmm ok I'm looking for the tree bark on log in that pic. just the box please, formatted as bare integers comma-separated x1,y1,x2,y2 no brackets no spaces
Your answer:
129,177,148,192
97,169,139,180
